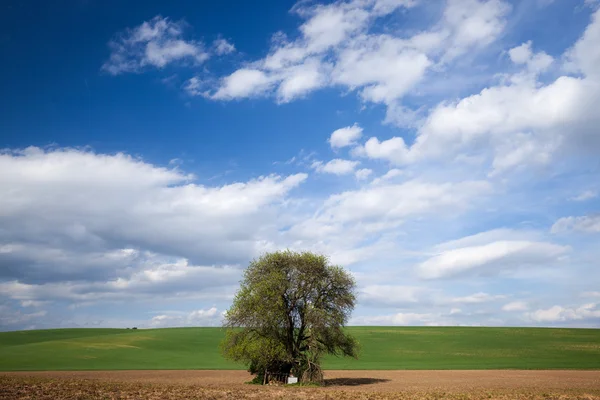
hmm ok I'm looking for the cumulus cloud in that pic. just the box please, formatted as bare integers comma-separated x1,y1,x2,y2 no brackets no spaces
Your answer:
274,178,491,272
150,307,221,327
419,233,569,279
442,0,511,60
7,1,600,331
551,215,600,234
451,292,506,304
329,124,363,149
502,301,528,311
314,179,490,227
213,38,236,55
360,285,433,307
526,303,600,323
183,76,208,96
350,8,600,175
212,69,276,100
370,169,404,185
330,34,431,105
0,256,241,305
508,41,553,73
0,307,47,329
312,158,360,175
248,176,493,275
350,307,489,326
204,0,511,112
571,190,597,202
0,146,499,330
353,136,411,165
276,58,332,102
355,168,373,180
352,312,437,326
0,148,307,267
0,147,308,320
102,16,209,75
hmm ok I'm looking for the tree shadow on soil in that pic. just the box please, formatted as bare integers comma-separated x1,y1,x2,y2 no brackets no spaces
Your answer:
324,378,391,387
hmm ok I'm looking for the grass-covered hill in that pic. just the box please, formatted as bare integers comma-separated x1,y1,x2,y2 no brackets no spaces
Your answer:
1,326,599,371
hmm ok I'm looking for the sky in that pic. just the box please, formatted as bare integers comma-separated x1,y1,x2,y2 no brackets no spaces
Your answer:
0,0,599,331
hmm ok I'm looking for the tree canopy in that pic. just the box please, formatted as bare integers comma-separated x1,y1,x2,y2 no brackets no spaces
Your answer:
221,250,359,383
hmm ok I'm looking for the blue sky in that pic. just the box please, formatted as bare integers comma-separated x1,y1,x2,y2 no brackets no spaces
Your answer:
1,0,599,330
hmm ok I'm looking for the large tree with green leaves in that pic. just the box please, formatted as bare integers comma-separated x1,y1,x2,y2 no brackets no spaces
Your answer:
221,251,359,383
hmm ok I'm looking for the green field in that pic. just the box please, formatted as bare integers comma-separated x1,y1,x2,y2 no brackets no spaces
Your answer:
0,327,599,371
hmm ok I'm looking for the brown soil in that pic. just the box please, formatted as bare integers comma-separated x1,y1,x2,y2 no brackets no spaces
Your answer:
2,370,600,399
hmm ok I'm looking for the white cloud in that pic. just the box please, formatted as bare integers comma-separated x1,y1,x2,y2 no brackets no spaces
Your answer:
312,159,359,175
415,9,600,170
297,2,370,53
183,76,207,96
0,147,307,278
414,75,584,163
526,303,600,323
354,136,410,165
20,300,47,308
350,307,487,326
206,0,511,117
212,69,276,100
355,168,373,180
7,1,600,332
150,307,220,327
571,190,597,202
329,124,363,149
270,178,491,274
189,307,218,319
213,38,236,55
102,16,208,75
276,58,331,102
352,312,436,325
419,239,569,279
372,0,420,15
370,169,404,185
331,34,431,104
565,8,600,79
508,41,553,73
360,285,431,307
0,256,241,305
489,132,557,175
350,8,600,174
508,41,533,64
551,215,600,234
502,301,528,311
317,179,490,226
0,308,47,328
351,65,587,171
452,292,506,304
433,228,533,251
0,147,320,327
442,0,512,60
208,0,377,101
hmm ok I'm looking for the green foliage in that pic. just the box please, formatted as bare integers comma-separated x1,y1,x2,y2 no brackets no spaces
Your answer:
245,374,265,385
221,250,359,382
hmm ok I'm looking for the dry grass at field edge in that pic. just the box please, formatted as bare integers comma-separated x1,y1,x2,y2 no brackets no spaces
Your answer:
2,370,600,399
1,375,600,400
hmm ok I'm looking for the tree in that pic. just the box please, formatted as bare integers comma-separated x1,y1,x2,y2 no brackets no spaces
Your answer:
221,250,359,383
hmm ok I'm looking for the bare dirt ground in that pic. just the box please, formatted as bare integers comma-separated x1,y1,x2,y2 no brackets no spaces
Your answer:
2,370,600,399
